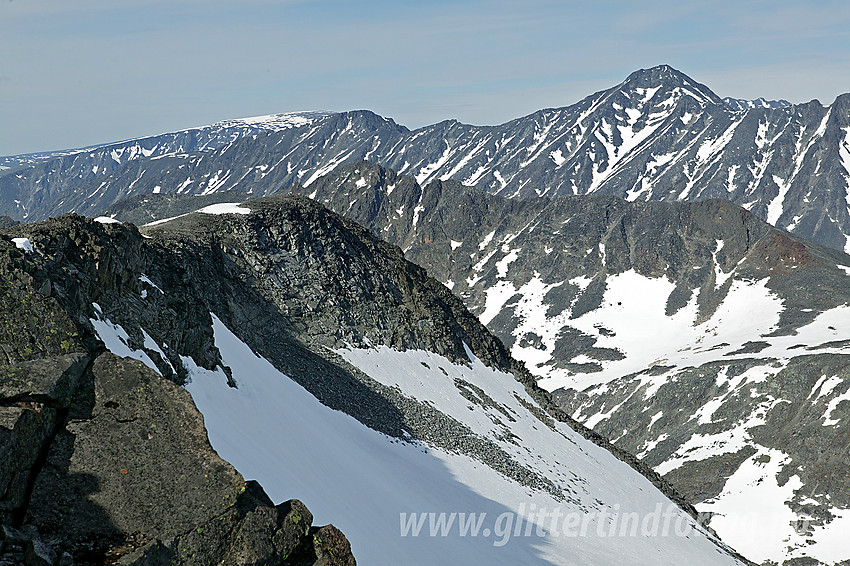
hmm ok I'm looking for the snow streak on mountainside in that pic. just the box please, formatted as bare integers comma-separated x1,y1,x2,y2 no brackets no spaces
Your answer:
3,65,850,252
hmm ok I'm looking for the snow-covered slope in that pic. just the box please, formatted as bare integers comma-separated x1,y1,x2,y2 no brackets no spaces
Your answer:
271,161,850,565
179,315,742,565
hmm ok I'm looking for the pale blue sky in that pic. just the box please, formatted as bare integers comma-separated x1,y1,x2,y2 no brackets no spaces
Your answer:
2,0,849,155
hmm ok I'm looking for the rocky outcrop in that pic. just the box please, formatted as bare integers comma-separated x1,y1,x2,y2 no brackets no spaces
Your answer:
0,350,354,566
99,191,249,227
123,487,354,566
145,194,512,371
0,222,356,565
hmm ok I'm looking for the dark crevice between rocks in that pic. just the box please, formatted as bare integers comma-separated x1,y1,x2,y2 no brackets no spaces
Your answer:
10,352,99,530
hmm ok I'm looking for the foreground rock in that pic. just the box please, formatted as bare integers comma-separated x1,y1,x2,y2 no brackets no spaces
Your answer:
0,227,355,565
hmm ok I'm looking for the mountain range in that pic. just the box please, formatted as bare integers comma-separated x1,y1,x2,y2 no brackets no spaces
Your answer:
2,65,850,254
275,160,850,565
100,155,850,564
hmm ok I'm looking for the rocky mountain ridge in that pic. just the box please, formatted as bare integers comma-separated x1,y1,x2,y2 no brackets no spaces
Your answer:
0,213,356,565
723,97,793,111
286,161,850,565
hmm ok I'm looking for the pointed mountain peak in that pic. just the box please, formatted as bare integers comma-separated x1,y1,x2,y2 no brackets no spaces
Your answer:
619,65,724,106
624,64,689,84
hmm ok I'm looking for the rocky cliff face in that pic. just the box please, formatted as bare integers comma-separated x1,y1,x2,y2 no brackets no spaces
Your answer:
0,217,356,565
287,160,850,372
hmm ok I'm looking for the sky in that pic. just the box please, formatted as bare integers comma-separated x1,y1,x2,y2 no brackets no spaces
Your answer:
1,0,849,156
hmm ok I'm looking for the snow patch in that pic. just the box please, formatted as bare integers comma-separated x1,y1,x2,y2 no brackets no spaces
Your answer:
139,274,164,294
698,449,803,564
197,203,251,215
478,230,496,251
550,149,566,166
11,238,34,254
495,249,519,278
89,304,159,374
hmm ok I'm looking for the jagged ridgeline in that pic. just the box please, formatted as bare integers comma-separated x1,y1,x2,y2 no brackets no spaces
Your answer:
1,197,747,565
3,66,850,253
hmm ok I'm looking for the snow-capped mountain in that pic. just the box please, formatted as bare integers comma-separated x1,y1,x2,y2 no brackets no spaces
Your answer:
1,197,748,565
257,160,850,566
3,65,850,253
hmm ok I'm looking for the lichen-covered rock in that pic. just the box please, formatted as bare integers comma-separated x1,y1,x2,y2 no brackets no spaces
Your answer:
309,525,356,566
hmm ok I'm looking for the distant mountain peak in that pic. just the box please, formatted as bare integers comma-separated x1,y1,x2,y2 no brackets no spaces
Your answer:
619,65,724,106
625,64,688,82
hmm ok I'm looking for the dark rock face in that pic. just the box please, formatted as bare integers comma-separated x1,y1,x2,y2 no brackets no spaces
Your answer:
2,215,222,383
282,161,850,375
0,217,356,564
146,194,511,371
122,484,353,566
25,353,244,555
